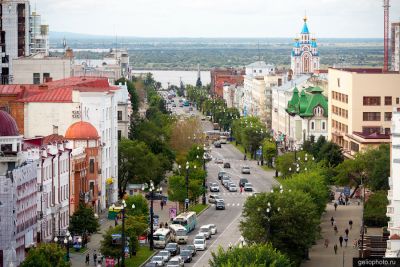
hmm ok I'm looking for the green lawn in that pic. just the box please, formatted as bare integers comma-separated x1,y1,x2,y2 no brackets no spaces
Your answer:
70,247,88,254
189,204,209,214
125,247,155,267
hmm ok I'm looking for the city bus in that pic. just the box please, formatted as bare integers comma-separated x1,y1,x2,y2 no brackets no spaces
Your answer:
171,211,197,233
153,228,171,248
169,224,188,244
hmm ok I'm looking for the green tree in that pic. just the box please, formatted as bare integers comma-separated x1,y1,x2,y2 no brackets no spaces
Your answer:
196,77,202,87
317,141,344,167
68,204,99,236
311,135,327,157
364,191,389,227
100,228,121,260
21,243,69,267
125,194,149,217
240,190,320,265
168,175,186,203
209,243,293,267
262,139,277,167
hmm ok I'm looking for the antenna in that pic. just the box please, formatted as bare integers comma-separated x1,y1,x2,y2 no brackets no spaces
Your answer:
383,0,390,72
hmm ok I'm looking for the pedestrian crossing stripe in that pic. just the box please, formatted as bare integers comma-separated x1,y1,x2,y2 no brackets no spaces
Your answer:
211,203,243,207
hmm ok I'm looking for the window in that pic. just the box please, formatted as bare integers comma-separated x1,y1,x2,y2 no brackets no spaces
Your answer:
259,70,262,73
118,130,122,140
350,142,359,153
311,121,315,130
43,73,50,82
89,159,94,173
337,78,340,87
322,121,326,130
314,106,324,116
362,127,381,134
363,112,381,121
385,112,392,121
117,111,122,121
363,97,381,106
33,73,40,84
385,96,392,105
385,128,391,135
253,70,256,73
397,98,400,104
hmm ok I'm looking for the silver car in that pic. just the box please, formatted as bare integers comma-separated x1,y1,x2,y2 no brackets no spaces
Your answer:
210,183,220,192
229,184,238,192
157,250,171,263
151,255,166,266
166,256,184,267
241,166,251,174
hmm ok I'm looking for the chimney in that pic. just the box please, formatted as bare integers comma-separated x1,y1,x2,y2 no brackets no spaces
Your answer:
53,125,58,135
44,77,53,83
38,84,49,90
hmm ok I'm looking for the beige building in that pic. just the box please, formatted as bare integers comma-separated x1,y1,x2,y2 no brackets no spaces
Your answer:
12,53,73,84
328,68,400,157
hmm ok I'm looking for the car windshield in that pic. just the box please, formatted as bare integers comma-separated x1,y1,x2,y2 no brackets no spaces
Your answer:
153,234,165,241
159,251,169,256
185,246,194,250
200,228,208,232
211,183,218,186
194,240,204,244
181,250,191,256
166,244,176,249
169,260,179,264
153,256,163,261
245,183,252,186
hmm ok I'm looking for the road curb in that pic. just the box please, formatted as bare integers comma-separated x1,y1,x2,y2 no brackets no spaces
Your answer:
197,204,210,216
139,250,158,267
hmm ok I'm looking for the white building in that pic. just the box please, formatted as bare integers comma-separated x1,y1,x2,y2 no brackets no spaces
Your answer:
392,22,400,72
0,110,37,266
291,17,320,75
223,84,236,108
115,82,131,139
12,53,73,84
386,108,400,257
30,11,49,56
0,0,31,84
19,77,121,209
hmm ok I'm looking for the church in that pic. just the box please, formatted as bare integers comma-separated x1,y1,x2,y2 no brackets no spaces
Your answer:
291,17,320,75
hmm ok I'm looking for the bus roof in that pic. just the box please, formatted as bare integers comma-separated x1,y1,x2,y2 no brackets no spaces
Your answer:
174,211,196,220
154,228,171,235
169,224,187,231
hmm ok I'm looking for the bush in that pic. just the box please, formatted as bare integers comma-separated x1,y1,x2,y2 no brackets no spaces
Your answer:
364,191,389,227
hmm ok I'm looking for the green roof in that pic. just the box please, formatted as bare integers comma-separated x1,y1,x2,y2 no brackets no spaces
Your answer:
286,86,328,118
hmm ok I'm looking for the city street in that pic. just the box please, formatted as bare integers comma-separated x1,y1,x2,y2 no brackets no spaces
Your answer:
169,98,279,266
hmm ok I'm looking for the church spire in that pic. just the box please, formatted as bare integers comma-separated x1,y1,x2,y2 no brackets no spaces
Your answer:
196,63,202,87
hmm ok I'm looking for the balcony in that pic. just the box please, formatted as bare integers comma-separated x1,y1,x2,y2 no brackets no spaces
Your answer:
388,190,393,200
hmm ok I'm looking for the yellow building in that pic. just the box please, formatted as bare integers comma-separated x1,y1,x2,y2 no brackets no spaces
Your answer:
328,68,400,157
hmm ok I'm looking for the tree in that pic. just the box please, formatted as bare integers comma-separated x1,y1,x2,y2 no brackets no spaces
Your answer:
364,191,389,227
311,135,326,157
168,175,186,203
209,243,293,267
124,194,149,217
262,139,277,167
316,141,344,167
196,77,202,87
100,227,121,260
21,243,69,267
69,204,99,237
240,190,320,265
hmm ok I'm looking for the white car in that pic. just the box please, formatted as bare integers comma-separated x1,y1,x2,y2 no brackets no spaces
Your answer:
241,166,251,174
194,238,207,251
208,224,217,235
199,225,212,239
151,255,166,266
244,183,253,192
210,183,220,192
194,233,207,241
166,256,184,267
229,184,238,192
215,158,223,164
157,250,171,263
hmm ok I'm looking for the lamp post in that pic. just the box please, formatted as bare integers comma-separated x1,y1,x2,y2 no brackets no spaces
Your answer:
121,200,127,267
64,231,72,262
275,140,279,178
142,181,161,251
201,144,207,205
185,161,189,211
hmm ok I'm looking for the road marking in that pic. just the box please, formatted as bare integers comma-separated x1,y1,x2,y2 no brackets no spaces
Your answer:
194,212,242,267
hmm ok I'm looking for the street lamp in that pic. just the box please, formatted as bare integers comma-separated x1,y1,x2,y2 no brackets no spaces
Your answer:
202,145,207,205
185,161,190,211
64,231,72,262
142,181,161,251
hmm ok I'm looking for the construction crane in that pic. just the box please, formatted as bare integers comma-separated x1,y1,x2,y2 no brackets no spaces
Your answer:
383,0,390,72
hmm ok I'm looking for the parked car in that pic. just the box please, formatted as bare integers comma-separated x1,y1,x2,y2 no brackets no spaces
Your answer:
199,225,212,239
180,250,193,263
193,239,207,251
165,243,180,256
145,192,166,200
239,178,249,188
223,162,231,168
214,141,221,148
166,256,184,267
157,250,171,262
229,184,238,192
151,255,166,266
183,245,197,257
241,166,251,174
210,183,220,192
244,183,253,192
216,199,225,210
218,171,227,180
214,158,223,164
208,194,222,203
208,224,217,235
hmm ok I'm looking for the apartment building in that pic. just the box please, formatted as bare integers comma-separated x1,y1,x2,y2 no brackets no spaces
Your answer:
328,68,400,157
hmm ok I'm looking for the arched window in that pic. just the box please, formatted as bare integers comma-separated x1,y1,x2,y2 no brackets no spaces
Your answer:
311,121,315,130
314,106,324,117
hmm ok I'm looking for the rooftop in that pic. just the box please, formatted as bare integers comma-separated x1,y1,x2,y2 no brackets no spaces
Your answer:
329,68,395,74
0,110,19,137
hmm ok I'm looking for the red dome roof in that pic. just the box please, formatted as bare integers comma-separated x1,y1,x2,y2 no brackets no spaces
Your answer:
390,234,400,240
65,121,99,140
0,110,19,136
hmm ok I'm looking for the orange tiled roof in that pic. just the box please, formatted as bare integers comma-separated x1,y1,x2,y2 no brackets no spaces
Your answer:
65,121,99,140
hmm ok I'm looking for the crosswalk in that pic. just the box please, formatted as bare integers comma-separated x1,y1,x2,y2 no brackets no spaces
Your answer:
211,203,244,207
215,192,254,196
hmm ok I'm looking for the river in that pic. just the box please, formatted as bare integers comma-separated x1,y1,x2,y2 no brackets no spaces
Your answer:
132,70,211,88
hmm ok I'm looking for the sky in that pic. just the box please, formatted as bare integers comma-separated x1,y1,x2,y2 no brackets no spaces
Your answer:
35,0,400,38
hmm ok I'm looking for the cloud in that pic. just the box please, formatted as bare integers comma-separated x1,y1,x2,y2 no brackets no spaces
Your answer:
36,0,400,38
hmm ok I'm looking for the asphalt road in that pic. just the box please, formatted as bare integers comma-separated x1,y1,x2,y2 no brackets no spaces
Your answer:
166,97,279,266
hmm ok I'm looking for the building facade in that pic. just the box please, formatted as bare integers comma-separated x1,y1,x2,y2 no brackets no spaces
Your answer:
291,17,320,75
114,82,131,140
0,110,37,266
210,67,245,98
0,0,31,84
386,108,400,257
328,68,400,157
29,11,49,56
392,22,400,72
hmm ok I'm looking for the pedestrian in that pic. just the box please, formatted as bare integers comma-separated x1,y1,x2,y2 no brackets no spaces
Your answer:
165,222,168,228
344,235,349,247
334,225,338,235
334,202,338,211
324,239,329,248
349,220,353,230
161,200,164,210
160,222,164,228
334,244,338,254
345,196,349,205
85,253,90,265
339,236,343,247
240,186,243,194
345,228,349,237
93,251,97,266
114,217,118,226
330,216,334,226
333,220,337,227
244,154,247,160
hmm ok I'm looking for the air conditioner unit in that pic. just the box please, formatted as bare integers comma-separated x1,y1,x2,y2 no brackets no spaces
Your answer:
37,211,43,220
37,184,43,192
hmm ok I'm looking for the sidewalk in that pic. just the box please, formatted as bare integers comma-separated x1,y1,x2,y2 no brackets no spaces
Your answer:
302,201,362,267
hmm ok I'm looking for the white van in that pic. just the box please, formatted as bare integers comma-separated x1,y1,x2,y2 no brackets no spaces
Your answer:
153,228,171,248
199,225,212,239
169,224,188,244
